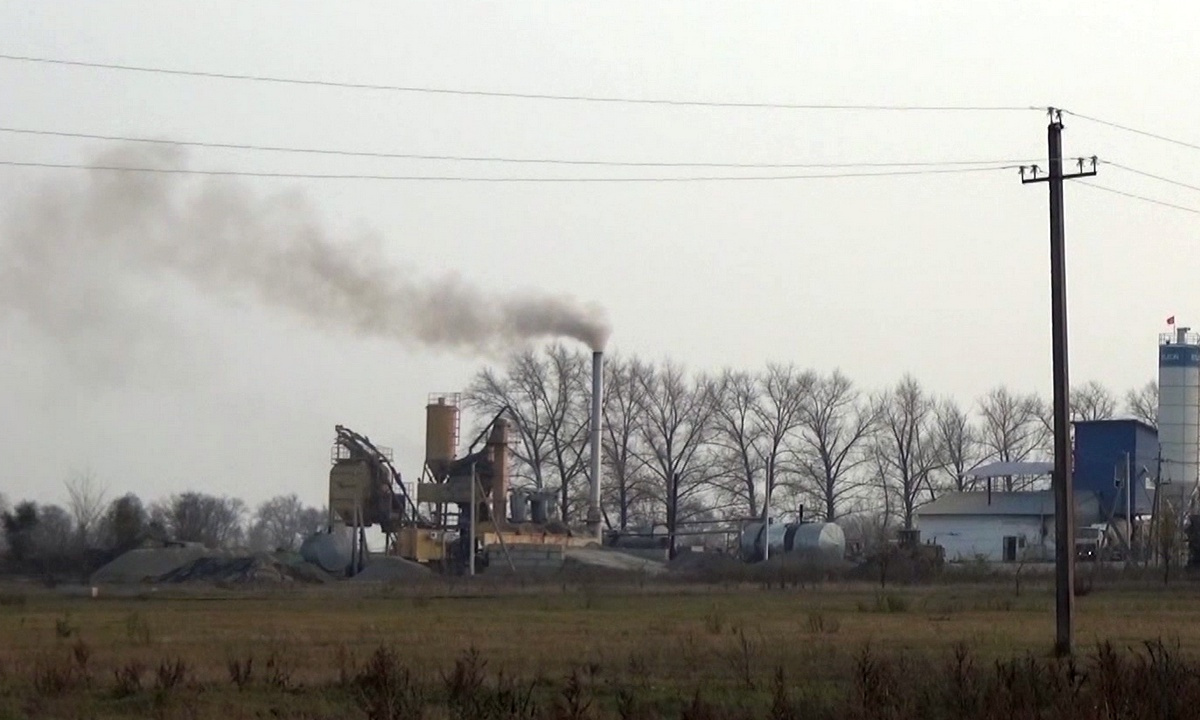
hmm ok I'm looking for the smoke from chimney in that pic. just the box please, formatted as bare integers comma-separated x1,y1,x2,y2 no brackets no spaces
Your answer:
0,146,611,372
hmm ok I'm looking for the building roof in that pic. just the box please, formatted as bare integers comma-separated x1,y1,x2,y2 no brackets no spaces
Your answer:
967,461,1053,479
1074,417,1158,435
919,490,1098,518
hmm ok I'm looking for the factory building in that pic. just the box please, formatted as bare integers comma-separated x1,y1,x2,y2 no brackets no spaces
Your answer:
920,420,1163,564
918,324,1200,564
1073,419,1157,520
919,488,1099,563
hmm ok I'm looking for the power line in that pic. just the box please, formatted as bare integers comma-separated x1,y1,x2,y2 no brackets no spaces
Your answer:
1101,160,1200,195
0,125,1041,170
1064,110,1200,153
0,54,1042,112
0,159,1019,182
1073,180,1200,216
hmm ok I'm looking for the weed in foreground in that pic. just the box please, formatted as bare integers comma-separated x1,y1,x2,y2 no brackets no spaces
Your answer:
806,611,841,635
355,646,424,720
154,657,188,692
227,653,253,691
112,659,146,698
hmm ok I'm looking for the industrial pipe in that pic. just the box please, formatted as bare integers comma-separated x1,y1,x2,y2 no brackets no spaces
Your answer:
587,351,604,541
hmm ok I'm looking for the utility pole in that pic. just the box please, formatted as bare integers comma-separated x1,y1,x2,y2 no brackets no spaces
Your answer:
762,479,772,562
1020,107,1096,657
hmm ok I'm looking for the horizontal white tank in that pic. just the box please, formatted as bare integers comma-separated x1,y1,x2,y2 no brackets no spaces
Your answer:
738,521,845,564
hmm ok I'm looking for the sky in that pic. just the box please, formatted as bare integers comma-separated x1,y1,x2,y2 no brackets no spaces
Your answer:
1,2,1198,511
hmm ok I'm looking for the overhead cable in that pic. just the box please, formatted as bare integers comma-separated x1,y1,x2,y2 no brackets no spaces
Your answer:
0,54,1041,112
0,125,1041,169
1073,181,1200,216
0,159,1020,182
1064,110,1200,153
1101,160,1200,195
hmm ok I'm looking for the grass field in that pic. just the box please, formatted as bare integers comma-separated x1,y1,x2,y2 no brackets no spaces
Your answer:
3,574,1200,719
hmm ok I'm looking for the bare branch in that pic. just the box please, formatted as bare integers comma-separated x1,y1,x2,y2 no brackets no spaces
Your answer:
1071,380,1117,421
790,371,878,521
1124,381,1158,428
875,376,944,529
935,397,980,491
64,469,108,548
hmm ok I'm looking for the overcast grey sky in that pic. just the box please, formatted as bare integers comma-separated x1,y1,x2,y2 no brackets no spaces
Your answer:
1,2,1197,509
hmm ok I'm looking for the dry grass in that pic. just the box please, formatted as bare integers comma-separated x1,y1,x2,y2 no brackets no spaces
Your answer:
2,576,1200,718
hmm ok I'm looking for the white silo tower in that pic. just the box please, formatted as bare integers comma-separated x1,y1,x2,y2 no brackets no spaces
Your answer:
1157,325,1200,508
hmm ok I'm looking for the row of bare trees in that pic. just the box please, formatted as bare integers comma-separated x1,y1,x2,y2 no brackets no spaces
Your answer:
467,344,1160,536
1,475,327,575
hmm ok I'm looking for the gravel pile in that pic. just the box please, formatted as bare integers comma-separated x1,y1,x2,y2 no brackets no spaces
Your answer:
90,546,216,585
350,555,432,583
157,553,332,585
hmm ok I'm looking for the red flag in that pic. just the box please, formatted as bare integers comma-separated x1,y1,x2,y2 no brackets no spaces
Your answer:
1168,316,1176,325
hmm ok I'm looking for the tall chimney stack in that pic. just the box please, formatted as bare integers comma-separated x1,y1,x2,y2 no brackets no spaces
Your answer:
587,351,604,541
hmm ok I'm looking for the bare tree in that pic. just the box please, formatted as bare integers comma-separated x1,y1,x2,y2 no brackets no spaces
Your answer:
98,494,149,551
1071,380,1117,421
0,493,8,553
1125,381,1158,427
935,398,980,491
875,376,944,529
64,470,107,548
30,505,75,562
467,344,592,521
977,386,1048,490
2,501,38,564
791,371,878,521
601,354,652,531
751,364,813,521
249,494,324,551
151,493,246,549
633,361,718,557
710,370,765,517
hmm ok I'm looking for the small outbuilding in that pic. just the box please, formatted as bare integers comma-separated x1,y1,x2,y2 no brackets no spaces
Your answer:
918,487,1100,563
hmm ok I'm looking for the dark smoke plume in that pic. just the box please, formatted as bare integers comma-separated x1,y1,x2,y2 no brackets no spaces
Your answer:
0,146,611,372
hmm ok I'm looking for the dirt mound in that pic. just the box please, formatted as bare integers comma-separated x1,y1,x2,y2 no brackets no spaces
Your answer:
90,546,216,585
157,553,332,585
564,547,666,575
350,555,431,583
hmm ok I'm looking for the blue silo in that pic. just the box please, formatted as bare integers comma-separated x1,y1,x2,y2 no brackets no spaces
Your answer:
1073,419,1159,518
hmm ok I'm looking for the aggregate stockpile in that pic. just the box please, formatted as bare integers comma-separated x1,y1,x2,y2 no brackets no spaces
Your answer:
158,553,333,585
90,543,336,587
90,545,215,585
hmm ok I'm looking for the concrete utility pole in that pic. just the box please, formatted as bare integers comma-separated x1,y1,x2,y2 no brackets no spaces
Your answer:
1020,108,1096,657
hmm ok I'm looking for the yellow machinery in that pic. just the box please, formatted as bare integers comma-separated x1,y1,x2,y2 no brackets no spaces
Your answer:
327,425,418,573
326,394,588,575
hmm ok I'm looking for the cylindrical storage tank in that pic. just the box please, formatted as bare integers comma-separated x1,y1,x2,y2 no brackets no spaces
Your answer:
509,490,529,524
300,528,353,574
530,493,550,525
425,397,459,478
1158,330,1200,505
787,522,846,564
738,521,788,562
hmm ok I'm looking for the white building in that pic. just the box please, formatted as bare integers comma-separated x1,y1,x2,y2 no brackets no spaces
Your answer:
918,490,1099,563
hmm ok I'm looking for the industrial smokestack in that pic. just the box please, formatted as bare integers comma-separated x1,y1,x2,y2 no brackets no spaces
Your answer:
587,350,604,541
